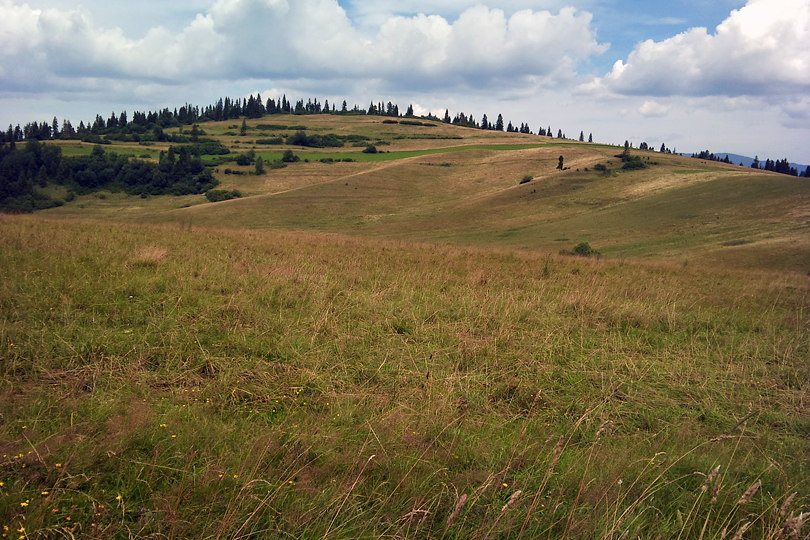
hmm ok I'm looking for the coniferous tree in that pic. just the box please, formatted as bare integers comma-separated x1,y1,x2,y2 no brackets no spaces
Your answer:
588,133,593,143
495,114,504,131
579,131,584,142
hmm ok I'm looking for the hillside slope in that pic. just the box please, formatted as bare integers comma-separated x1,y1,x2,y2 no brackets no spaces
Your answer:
39,114,810,271
1,216,807,538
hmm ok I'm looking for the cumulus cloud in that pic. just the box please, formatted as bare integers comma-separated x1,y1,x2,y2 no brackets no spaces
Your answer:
0,0,605,93
638,100,669,117
599,0,810,98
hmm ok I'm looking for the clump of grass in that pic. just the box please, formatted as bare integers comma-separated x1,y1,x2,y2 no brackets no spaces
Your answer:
129,245,168,267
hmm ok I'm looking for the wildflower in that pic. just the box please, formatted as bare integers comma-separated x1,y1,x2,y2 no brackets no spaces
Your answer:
115,495,123,501
218,474,224,479
21,426,27,430
41,491,49,495
52,508,59,512
55,463,62,468
159,424,167,428
232,474,239,479
0,481,4,487
171,434,177,438
20,500,29,507
502,483,509,488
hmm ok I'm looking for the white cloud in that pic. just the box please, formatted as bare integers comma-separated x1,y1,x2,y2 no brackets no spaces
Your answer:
598,0,810,98
0,0,605,93
638,100,669,117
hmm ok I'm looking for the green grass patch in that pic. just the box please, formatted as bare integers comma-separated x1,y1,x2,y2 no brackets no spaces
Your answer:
255,143,551,163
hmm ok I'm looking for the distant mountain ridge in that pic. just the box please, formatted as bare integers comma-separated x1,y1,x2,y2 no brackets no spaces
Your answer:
713,152,808,173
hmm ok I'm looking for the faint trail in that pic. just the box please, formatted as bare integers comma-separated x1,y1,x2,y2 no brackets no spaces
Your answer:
178,144,557,210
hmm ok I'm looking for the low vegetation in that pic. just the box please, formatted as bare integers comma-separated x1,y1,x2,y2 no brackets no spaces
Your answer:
0,216,807,538
204,189,243,203
1,109,808,538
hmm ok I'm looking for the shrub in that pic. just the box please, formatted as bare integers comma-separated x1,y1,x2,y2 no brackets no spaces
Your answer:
282,150,300,163
560,242,601,257
362,145,378,154
519,175,533,184
205,189,243,203
235,153,254,166
622,157,647,170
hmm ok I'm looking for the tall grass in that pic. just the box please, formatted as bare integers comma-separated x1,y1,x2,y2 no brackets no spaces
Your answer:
0,215,807,538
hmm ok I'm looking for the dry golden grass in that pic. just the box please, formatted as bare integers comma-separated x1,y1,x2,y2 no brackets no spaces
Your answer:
1,215,807,538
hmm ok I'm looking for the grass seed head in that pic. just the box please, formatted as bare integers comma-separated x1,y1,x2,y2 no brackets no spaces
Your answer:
446,493,468,526
737,479,761,505
501,490,523,512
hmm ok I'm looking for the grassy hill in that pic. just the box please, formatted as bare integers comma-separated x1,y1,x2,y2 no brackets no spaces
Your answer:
40,114,810,272
2,114,809,538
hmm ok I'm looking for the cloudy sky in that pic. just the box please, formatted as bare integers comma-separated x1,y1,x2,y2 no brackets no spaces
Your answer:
1,0,809,163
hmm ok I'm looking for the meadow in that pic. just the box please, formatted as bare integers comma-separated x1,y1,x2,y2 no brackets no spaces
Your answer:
1,114,808,538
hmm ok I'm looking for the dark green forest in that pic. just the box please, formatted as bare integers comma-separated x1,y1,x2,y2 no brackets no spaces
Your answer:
0,140,217,212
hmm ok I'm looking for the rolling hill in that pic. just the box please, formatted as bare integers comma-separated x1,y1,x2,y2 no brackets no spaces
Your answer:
38,114,810,272
2,112,808,538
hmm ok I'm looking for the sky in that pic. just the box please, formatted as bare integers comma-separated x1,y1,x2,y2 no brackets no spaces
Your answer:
1,0,809,164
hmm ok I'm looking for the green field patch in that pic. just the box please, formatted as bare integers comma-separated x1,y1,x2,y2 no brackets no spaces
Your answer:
255,143,551,163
